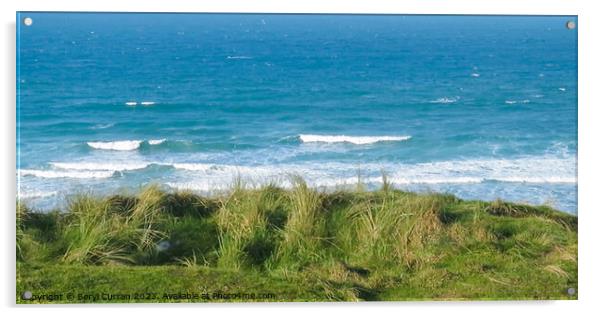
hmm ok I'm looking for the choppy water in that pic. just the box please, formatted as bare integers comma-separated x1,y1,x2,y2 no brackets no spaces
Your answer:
17,13,578,213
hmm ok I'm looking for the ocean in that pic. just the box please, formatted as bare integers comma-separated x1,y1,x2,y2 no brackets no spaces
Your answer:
16,13,578,213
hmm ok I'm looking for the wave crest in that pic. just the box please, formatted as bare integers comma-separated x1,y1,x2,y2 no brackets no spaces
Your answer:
430,97,459,104
50,162,151,171
299,134,412,145
162,155,576,191
148,139,166,145
87,139,167,151
18,190,58,199
19,169,115,179
87,140,142,151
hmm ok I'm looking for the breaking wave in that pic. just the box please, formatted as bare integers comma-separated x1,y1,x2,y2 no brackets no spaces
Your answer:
299,134,412,145
87,140,142,151
50,162,151,172
87,139,167,151
430,97,459,104
19,169,115,179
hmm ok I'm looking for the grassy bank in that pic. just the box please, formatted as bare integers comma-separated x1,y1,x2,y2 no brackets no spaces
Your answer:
17,178,578,302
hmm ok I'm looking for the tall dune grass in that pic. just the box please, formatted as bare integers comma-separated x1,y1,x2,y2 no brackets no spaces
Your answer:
273,177,326,270
339,192,444,269
59,186,166,264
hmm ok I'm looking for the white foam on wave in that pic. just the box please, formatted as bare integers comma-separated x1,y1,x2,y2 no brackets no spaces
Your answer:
18,190,58,199
87,139,167,150
172,163,214,171
305,176,485,188
162,155,576,192
87,140,142,151
385,156,576,185
141,101,155,106
172,163,275,177
19,169,115,179
492,176,576,184
148,139,166,145
506,99,530,105
125,101,137,106
50,162,151,171
165,181,232,192
299,134,412,145
430,97,459,104
390,177,485,185
31,151,575,186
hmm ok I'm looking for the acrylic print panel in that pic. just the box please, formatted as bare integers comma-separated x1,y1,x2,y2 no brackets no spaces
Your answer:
16,13,577,303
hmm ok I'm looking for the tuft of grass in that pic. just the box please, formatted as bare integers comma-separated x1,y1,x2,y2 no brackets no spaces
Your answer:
125,185,166,252
215,186,278,270
335,192,445,270
273,177,326,270
60,195,131,264
175,251,199,268
58,186,167,265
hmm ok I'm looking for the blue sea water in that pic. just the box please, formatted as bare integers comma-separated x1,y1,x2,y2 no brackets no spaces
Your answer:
16,13,578,213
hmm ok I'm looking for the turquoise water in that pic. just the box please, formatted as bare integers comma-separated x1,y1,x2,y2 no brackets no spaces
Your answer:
17,13,577,213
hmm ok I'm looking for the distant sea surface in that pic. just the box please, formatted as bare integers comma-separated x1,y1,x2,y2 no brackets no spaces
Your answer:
17,14,578,213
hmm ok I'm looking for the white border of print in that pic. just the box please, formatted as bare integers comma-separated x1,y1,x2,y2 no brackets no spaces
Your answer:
1,0,599,315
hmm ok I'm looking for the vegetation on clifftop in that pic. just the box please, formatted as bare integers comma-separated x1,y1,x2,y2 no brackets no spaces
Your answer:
17,178,578,302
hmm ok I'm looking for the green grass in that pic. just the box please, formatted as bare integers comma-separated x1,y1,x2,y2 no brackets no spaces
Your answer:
16,180,578,303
